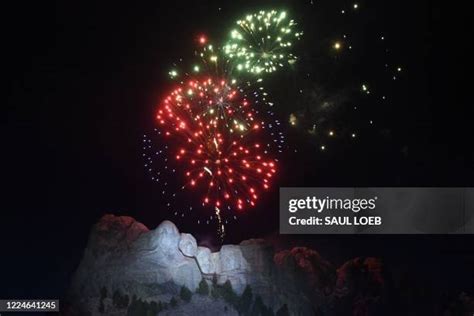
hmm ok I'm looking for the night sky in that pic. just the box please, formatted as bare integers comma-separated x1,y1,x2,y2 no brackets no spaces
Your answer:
3,0,473,306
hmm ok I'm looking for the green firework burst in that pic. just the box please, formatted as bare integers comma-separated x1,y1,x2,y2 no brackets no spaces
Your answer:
224,10,302,75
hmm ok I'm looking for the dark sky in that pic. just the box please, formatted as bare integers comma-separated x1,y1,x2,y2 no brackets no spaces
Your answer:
2,0,473,303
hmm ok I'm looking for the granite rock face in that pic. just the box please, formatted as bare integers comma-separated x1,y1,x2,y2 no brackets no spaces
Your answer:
178,233,197,258
68,215,385,316
71,216,202,298
195,246,215,274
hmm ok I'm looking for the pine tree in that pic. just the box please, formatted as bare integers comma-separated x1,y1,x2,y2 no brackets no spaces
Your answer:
100,286,107,300
238,285,253,314
170,297,178,307
276,304,290,316
221,280,238,307
112,289,121,307
212,273,218,287
180,285,193,302
98,300,105,314
98,286,107,314
251,295,264,316
196,279,210,296
122,294,130,309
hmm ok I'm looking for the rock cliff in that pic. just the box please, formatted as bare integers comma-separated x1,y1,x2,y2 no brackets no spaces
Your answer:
67,215,385,316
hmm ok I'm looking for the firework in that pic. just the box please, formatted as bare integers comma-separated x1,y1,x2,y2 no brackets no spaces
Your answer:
166,46,287,144
150,9,303,239
157,78,284,152
164,129,276,212
168,37,234,81
147,78,281,238
193,41,234,79
143,127,276,241
156,80,279,209
223,10,302,74
145,2,406,240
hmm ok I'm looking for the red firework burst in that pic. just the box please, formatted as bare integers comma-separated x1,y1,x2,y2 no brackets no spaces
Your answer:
157,78,262,134
156,78,277,212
